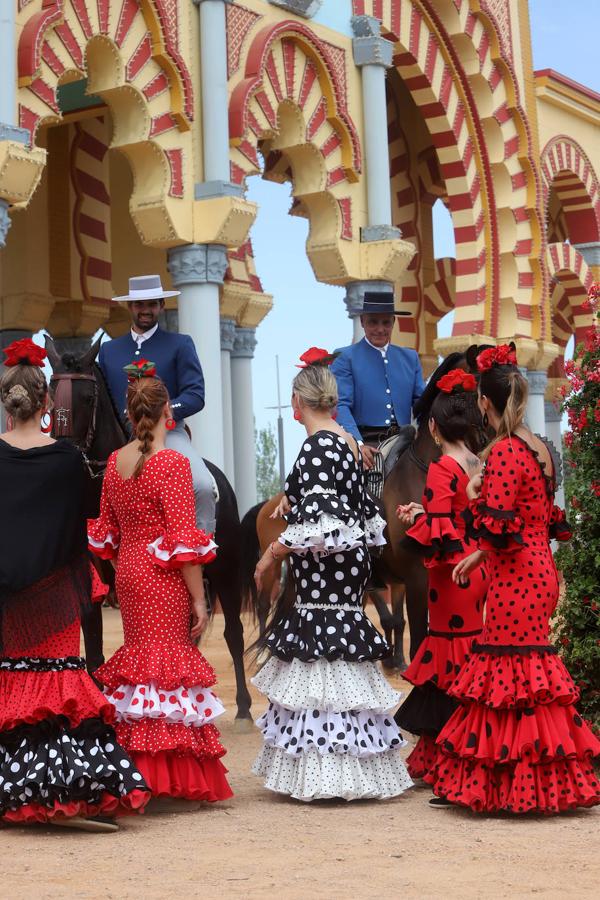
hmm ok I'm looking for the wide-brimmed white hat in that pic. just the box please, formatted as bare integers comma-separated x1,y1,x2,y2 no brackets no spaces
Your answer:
112,274,180,302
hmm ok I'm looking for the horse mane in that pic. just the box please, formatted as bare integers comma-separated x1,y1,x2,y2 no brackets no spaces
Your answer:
413,351,465,425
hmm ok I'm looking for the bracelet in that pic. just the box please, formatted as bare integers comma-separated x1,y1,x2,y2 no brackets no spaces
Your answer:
270,541,283,561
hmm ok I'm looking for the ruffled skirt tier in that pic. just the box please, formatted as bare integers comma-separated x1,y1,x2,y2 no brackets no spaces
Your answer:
97,643,232,802
427,646,600,814
252,656,413,802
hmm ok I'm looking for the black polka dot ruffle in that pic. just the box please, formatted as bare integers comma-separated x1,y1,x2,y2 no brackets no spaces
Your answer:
267,607,388,663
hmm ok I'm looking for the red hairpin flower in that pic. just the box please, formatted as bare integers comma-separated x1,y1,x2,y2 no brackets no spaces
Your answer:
476,344,517,372
296,347,339,368
437,369,477,394
124,358,157,381
3,338,47,368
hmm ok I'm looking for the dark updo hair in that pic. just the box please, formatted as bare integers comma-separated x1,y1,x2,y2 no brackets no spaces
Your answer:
126,376,170,477
0,364,47,423
429,389,483,454
479,363,528,458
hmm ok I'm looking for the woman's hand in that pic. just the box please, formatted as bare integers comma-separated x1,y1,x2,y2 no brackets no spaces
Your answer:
396,502,425,525
254,548,277,593
466,471,483,501
452,550,485,585
190,595,209,641
270,496,290,519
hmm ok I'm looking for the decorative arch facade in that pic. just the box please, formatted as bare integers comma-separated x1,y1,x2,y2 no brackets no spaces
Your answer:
546,242,594,378
540,135,600,245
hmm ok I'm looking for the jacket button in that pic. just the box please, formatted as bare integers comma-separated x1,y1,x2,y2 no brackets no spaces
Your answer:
385,419,390,425
386,404,391,409
386,388,391,394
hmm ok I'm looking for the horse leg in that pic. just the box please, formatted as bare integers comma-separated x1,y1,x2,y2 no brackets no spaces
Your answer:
367,588,395,668
81,603,104,675
216,575,253,724
390,583,408,672
404,565,429,661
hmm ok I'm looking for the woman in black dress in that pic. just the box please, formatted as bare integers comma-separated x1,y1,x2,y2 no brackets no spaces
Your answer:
0,338,149,831
252,349,413,801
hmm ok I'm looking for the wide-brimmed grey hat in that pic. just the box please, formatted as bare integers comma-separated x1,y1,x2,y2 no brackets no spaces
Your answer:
112,274,180,302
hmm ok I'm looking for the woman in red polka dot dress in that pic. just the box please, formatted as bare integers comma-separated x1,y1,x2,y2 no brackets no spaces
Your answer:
88,360,232,802
395,370,487,781
427,345,600,813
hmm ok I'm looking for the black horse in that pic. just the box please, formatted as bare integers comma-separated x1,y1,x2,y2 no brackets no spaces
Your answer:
45,335,253,723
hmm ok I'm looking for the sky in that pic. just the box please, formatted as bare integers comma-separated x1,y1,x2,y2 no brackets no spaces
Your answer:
249,1,600,473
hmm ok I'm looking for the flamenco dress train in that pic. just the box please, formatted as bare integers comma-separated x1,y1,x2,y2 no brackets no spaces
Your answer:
0,439,149,824
395,456,487,779
89,449,232,801
427,436,600,813
252,431,413,801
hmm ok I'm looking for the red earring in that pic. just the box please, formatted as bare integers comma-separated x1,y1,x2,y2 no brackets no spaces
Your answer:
165,417,176,431
41,412,53,434
293,410,302,422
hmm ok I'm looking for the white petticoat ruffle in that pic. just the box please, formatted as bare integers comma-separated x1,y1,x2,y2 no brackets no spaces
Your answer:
257,703,405,757
146,535,217,564
365,512,387,549
279,514,367,557
252,744,413,802
105,682,225,726
88,531,120,552
252,657,401,713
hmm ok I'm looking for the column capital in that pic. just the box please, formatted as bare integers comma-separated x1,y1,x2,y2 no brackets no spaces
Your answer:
231,326,257,359
573,241,600,267
193,0,235,5
0,124,29,145
195,181,244,200
268,0,322,17
344,280,394,318
544,400,562,424
361,224,402,242
0,200,10,246
220,317,236,352
526,369,548,395
168,243,228,287
351,17,393,68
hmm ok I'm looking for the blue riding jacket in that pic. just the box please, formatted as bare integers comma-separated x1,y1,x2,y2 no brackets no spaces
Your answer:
98,328,205,423
331,338,425,441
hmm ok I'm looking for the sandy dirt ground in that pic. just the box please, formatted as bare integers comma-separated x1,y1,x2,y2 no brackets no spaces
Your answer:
1,609,598,900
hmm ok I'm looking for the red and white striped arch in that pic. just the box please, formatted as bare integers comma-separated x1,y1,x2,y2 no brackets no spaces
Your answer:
546,242,594,379
540,136,600,245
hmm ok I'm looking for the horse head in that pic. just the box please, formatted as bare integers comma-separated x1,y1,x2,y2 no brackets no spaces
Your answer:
45,336,102,453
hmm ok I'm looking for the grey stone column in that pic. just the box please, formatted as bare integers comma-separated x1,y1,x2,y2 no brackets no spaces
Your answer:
545,400,565,509
573,242,600,267
220,317,236,486
231,327,257,516
525,370,548,437
0,2,28,244
168,243,228,468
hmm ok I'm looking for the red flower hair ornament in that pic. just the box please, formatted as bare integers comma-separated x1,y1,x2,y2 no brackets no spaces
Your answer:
476,344,517,372
3,338,47,368
296,347,339,369
124,358,157,381
437,369,477,394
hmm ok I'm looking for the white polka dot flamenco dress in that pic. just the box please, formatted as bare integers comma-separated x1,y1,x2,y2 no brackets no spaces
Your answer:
252,432,414,801
88,449,232,801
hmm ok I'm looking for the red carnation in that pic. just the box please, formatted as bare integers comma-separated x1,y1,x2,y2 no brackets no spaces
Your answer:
296,347,338,368
437,369,477,394
3,337,47,368
476,345,517,372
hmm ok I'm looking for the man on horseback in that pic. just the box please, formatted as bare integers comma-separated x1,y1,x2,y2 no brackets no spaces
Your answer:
331,291,425,471
98,274,216,535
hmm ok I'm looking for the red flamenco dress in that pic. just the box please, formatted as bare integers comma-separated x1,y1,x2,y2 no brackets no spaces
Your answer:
428,436,600,813
395,456,487,779
88,449,232,802
0,439,149,824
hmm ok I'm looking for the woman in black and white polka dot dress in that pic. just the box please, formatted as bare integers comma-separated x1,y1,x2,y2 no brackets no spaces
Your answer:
252,349,413,801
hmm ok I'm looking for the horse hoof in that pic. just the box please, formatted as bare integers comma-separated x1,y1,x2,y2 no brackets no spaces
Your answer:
233,716,254,733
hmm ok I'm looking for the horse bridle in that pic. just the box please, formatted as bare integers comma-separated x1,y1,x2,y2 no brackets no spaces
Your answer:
49,372,105,478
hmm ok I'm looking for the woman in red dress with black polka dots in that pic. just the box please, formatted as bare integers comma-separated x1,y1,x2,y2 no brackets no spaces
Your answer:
89,361,232,802
428,346,600,813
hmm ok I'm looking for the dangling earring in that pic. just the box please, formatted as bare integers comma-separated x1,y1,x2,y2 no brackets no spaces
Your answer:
433,434,441,447
165,417,176,431
482,413,489,428
331,409,338,421
41,412,53,434
293,410,302,422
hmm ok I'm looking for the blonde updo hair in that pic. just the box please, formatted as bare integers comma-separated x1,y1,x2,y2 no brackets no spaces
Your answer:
126,376,170,477
292,364,338,412
0,364,47,423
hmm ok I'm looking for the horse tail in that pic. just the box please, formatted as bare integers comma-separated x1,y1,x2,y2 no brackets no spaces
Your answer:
239,501,266,617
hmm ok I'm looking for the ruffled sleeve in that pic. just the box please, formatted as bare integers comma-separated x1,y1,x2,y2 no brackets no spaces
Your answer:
278,435,373,556
470,442,524,552
363,493,387,551
549,505,572,542
403,458,465,567
88,455,120,559
147,454,217,568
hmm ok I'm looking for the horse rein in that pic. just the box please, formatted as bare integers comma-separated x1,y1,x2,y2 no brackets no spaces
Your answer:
49,372,105,479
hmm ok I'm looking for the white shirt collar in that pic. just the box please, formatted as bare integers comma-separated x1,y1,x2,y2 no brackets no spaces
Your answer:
364,337,389,357
131,323,159,346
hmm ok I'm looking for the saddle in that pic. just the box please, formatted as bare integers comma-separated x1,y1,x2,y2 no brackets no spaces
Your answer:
365,425,416,500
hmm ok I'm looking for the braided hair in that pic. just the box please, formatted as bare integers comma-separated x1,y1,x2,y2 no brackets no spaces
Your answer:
126,376,169,477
